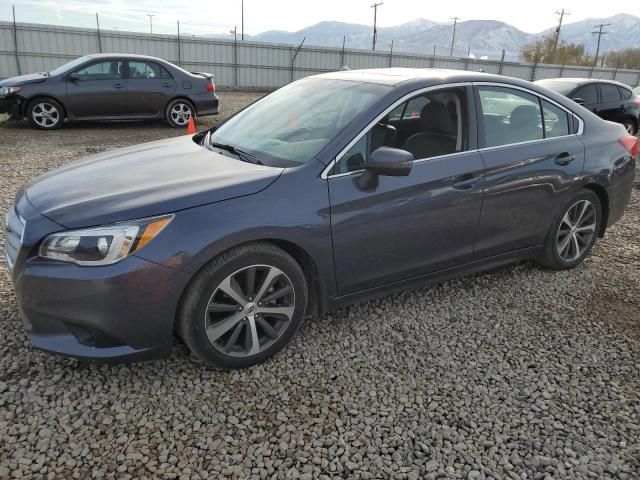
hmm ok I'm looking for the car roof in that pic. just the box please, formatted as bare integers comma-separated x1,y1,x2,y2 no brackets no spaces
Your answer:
85,53,170,63
311,68,514,87
537,77,632,90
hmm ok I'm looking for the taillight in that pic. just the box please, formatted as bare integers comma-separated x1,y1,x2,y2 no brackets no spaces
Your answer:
207,82,216,93
619,135,639,158
633,97,640,105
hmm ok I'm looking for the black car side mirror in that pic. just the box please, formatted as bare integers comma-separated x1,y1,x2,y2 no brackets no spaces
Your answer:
358,147,413,190
572,97,585,106
68,73,81,82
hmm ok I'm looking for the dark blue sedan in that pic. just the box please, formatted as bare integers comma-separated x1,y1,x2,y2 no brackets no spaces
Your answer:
5,69,637,368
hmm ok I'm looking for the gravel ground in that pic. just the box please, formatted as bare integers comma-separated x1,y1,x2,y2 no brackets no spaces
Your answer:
1,91,640,479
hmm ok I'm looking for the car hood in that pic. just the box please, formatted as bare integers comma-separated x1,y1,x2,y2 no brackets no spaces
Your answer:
0,73,49,87
24,136,284,229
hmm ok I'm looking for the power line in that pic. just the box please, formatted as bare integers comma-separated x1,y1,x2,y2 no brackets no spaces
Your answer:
371,2,383,51
552,8,570,59
450,16,461,56
591,23,610,67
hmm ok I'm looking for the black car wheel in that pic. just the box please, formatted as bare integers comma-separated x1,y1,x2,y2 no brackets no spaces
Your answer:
27,98,64,130
177,242,308,369
538,189,601,270
166,99,195,128
622,119,637,135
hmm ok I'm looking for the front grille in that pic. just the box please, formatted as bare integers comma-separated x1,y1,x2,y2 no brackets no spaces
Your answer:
5,205,25,271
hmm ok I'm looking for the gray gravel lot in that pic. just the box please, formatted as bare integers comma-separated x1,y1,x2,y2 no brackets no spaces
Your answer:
1,91,639,479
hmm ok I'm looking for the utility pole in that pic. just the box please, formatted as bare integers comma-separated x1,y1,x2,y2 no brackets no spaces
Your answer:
450,16,460,56
146,14,155,34
371,2,383,51
241,0,244,40
96,13,102,53
591,23,610,67
551,8,570,61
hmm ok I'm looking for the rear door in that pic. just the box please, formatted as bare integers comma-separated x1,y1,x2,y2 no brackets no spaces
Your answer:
572,83,599,114
125,60,177,115
598,83,624,123
472,84,585,258
65,59,126,117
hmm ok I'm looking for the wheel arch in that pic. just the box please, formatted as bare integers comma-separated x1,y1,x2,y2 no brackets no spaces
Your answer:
23,94,67,118
165,96,197,117
581,183,609,237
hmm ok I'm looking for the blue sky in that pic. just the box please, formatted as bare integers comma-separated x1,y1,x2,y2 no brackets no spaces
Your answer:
3,0,635,36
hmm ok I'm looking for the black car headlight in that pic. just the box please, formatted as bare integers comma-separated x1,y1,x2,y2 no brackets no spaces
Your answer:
38,215,173,266
0,86,22,97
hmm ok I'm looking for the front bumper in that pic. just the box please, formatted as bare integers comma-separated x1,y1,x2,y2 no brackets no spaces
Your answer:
7,198,192,363
0,96,22,117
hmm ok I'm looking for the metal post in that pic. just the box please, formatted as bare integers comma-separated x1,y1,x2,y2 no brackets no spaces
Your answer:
636,71,640,87
559,63,565,78
233,26,238,88
530,61,537,81
612,68,618,81
12,5,21,75
498,49,505,75
96,13,102,53
340,36,345,68
241,0,244,40
431,44,436,67
177,21,181,66
465,46,471,70
290,37,306,83
388,40,393,67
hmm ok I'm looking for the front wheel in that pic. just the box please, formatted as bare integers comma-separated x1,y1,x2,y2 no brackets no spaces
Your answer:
27,98,64,130
177,242,308,369
165,99,194,128
538,189,601,270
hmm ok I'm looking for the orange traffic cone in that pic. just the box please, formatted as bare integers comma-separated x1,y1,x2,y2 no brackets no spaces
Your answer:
186,116,196,135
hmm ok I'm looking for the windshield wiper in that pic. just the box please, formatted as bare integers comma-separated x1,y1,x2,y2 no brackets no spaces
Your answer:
209,141,263,165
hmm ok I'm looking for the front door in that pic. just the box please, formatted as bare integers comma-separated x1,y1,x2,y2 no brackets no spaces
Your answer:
65,59,126,117
125,60,177,115
328,86,485,296
472,84,585,258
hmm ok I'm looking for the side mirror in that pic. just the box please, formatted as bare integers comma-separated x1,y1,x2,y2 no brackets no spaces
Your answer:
68,72,81,82
572,97,585,106
358,147,413,190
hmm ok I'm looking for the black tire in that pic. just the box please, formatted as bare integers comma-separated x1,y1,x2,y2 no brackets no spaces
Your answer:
27,97,64,130
621,119,638,136
537,189,602,270
165,98,195,128
177,242,308,369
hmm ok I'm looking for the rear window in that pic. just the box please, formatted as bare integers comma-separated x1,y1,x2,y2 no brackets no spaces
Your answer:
574,84,598,104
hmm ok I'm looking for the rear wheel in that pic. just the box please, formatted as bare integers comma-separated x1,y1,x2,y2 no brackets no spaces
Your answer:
166,99,194,128
622,119,637,135
177,242,308,369
27,98,64,130
538,189,601,270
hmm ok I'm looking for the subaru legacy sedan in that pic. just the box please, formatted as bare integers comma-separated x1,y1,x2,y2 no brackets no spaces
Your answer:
6,69,636,369
0,53,217,129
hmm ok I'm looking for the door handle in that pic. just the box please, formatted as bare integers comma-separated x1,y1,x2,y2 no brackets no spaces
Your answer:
554,152,575,166
452,174,482,190
112,83,124,89
161,82,172,87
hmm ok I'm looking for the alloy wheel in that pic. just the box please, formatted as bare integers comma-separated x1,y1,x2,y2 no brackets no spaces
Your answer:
170,103,192,126
204,265,296,357
32,102,60,128
556,199,597,262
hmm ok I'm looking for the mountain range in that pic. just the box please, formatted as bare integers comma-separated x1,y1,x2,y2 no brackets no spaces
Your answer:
225,13,639,61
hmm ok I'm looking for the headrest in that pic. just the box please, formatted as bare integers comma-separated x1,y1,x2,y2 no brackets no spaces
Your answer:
510,105,539,128
419,101,452,135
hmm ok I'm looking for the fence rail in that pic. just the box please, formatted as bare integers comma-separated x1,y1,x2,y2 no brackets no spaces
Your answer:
2,21,640,89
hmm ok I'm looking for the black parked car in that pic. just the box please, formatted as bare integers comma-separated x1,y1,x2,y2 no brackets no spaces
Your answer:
536,78,640,135
0,53,218,129
6,69,637,368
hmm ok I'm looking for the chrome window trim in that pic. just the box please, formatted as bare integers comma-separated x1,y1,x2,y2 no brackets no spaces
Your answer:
321,80,585,180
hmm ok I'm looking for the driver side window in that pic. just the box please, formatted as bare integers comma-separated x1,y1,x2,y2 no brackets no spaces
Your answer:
333,87,467,175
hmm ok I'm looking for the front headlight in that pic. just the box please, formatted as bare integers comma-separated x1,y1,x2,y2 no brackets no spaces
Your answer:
0,86,22,97
38,215,173,266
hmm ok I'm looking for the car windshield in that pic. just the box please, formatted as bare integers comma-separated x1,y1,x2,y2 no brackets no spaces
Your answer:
49,56,94,76
536,80,579,96
209,78,389,166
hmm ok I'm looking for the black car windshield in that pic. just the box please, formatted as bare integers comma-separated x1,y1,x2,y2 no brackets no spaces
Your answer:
210,78,389,166
536,80,579,96
49,56,94,76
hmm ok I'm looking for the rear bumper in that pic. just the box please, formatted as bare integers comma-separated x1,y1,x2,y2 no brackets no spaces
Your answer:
606,154,636,228
190,92,219,116
12,254,192,363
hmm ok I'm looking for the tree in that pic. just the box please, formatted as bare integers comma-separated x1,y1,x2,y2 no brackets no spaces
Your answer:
520,35,592,66
606,48,640,69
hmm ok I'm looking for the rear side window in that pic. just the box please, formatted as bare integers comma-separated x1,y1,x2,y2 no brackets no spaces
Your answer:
541,100,569,138
619,87,632,99
128,61,172,79
573,84,597,104
477,87,543,147
600,84,621,102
